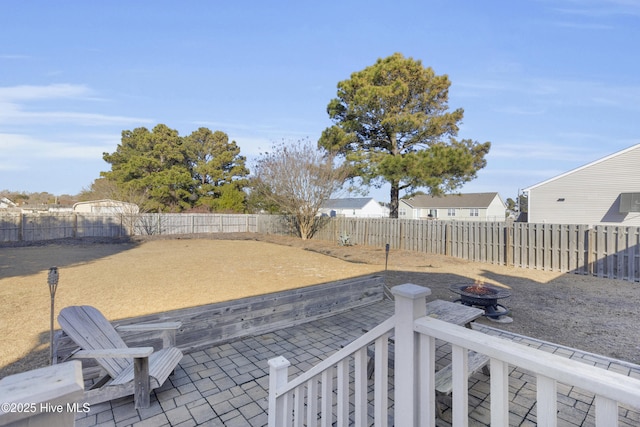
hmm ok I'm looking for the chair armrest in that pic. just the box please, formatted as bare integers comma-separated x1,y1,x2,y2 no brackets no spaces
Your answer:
116,322,182,332
116,322,181,348
73,347,154,359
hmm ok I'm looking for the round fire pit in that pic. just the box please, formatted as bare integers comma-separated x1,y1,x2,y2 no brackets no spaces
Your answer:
449,283,511,320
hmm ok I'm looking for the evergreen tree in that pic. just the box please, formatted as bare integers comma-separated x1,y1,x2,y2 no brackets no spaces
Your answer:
319,53,491,218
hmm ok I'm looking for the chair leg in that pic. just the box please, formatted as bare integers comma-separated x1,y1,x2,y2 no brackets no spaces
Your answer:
133,357,150,409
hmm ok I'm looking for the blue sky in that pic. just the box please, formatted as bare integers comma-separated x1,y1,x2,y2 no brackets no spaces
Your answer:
1,0,639,204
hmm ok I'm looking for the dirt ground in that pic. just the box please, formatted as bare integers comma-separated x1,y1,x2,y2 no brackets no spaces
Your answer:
1,233,639,379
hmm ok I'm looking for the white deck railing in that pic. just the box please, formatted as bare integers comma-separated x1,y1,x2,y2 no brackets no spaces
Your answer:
268,284,640,427
268,315,395,426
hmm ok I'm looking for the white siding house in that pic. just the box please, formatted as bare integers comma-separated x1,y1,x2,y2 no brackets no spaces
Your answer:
73,199,139,214
319,198,389,218
399,192,506,221
0,197,17,209
524,144,640,225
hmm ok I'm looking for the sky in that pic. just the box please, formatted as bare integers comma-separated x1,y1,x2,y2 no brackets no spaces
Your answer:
1,0,639,204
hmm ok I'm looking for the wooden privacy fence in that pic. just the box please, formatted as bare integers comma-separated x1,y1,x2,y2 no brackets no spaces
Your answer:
0,212,281,242
313,218,640,282
0,212,128,241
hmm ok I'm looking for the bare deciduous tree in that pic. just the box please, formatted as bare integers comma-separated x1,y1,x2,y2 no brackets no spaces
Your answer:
252,139,349,240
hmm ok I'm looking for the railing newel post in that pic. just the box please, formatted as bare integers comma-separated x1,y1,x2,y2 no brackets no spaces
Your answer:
391,283,431,427
268,356,291,427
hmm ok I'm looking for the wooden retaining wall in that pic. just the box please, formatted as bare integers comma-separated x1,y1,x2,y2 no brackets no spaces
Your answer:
53,274,385,366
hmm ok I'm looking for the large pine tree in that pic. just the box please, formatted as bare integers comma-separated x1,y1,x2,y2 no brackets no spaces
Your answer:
319,53,491,218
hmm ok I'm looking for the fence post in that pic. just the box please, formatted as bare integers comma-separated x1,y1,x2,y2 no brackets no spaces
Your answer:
268,356,291,427
18,213,24,241
391,283,431,427
587,226,594,276
505,222,513,267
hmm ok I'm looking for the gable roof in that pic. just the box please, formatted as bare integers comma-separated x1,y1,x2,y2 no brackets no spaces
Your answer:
524,143,640,191
0,197,17,208
322,198,377,210
401,192,501,209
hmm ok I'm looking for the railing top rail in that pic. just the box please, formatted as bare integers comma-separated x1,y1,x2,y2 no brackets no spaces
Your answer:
274,315,395,395
414,316,640,408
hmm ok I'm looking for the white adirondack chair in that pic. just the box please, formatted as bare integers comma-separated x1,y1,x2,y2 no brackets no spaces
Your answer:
57,305,183,409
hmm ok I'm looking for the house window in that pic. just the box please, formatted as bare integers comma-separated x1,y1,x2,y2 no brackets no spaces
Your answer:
469,208,479,217
447,208,456,217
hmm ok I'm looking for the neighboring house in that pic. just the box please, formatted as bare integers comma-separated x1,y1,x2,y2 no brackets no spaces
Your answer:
523,144,640,225
73,199,139,214
0,197,17,209
399,192,507,221
18,205,73,213
319,197,389,218
1,198,74,212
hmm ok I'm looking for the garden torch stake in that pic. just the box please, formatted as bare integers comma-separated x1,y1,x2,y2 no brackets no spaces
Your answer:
385,243,390,271
48,266,59,365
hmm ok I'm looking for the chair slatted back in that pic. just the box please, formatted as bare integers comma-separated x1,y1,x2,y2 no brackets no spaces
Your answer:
58,306,131,379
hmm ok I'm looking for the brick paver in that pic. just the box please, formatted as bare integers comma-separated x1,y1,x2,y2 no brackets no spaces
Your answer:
74,299,640,426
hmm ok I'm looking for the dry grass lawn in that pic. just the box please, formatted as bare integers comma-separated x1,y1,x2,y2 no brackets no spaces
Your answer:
2,233,639,378
0,238,380,377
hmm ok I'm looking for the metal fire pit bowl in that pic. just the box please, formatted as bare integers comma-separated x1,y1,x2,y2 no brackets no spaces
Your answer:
449,283,511,319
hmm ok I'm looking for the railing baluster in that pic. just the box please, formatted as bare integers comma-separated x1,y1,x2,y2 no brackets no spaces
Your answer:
306,377,317,427
374,333,389,427
376,334,389,427
321,368,332,427
293,385,304,427
537,374,557,427
354,347,368,427
283,388,293,427
595,395,618,426
418,333,436,427
490,358,509,427
451,344,469,427
337,359,349,426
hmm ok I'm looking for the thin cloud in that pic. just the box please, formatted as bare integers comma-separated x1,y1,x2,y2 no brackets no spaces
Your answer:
489,142,600,161
1,133,116,160
0,83,153,126
459,76,640,111
0,83,92,101
192,119,316,155
553,3,640,18
0,109,153,126
551,21,614,29
493,106,546,116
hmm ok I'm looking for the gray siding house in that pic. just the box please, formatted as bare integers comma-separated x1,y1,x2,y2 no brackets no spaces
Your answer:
399,192,506,221
523,144,640,225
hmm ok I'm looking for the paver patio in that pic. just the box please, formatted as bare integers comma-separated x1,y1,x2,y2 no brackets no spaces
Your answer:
74,299,640,427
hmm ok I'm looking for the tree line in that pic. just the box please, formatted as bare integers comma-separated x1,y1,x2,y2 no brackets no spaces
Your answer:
5,53,493,239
